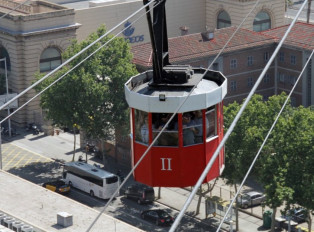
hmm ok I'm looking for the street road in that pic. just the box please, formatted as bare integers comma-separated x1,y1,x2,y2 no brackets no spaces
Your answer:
1,132,216,232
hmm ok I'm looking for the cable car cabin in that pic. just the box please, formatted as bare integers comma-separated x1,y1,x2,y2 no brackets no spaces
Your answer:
124,67,227,187
124,0,227,187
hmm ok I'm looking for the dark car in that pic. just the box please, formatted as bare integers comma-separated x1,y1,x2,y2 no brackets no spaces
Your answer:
42,180,70,194
124,184,155,204
141,209,174,226
281,207,307,223
237,191,266,208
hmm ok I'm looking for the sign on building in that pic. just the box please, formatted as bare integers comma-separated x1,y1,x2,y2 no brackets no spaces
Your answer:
0,93,18,109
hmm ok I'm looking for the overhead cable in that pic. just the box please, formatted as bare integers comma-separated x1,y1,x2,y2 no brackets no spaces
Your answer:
169,1,310,231
0,0,156,125
0,0,155,112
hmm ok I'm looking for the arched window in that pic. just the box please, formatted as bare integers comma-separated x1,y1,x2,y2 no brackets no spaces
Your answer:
0,47,11,71
253,11,271,32
40,47,61,72
217,11,231,29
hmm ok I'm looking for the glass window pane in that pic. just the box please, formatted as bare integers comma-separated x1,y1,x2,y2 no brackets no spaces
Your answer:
51,60,61,69
41,47,60,59
152,113,178,147
253,11,270,32
182,111,199,146
134,109,149,145
40,47,61,72
217,11,231,29
206,107,216,138
40,62,50,72
193,110,203,144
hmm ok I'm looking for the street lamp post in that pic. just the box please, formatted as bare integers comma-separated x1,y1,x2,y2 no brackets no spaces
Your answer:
0,57,11,170
0,57,11,137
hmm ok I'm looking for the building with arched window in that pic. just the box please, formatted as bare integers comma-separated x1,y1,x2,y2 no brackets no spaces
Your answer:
0,0,80,126
0,0,287,128
206,0,285,32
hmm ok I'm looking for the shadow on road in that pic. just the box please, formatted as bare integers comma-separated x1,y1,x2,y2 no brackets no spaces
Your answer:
7,161,63,184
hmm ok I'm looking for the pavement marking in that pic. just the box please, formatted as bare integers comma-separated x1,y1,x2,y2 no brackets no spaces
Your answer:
1,143,52,170
14,153,29,167
4,151,22,168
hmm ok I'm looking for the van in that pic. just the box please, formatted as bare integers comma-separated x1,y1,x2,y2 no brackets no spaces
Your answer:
124,184,155,204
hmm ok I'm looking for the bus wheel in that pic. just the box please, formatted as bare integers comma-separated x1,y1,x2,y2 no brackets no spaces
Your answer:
90,190,94,197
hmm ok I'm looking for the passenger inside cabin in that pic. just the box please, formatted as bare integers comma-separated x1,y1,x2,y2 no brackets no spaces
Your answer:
152,113,178,146
193,110,203,143
182,112,198,146
140,116,149,144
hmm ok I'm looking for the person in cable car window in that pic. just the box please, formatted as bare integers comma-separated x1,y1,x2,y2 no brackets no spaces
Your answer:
182,112,198,146
193,110,203,144
140,117,149,144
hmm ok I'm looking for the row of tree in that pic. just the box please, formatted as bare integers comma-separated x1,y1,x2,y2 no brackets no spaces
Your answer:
223,93,314,231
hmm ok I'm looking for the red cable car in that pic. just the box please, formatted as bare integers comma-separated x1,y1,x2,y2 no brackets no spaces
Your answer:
124,0,227,187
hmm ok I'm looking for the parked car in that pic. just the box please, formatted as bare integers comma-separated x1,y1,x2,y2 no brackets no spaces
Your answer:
237,191,266,208
281,207,307,223
42,180,70,194
141,209,174,226
124,184,155,204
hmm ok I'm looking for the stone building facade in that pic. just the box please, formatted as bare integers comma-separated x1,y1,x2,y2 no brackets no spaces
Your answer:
0,0,80,127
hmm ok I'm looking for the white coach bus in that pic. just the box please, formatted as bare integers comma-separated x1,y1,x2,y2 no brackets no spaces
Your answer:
63,161,119,199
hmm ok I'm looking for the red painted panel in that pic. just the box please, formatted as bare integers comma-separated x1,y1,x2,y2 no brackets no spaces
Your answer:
131,105,224,187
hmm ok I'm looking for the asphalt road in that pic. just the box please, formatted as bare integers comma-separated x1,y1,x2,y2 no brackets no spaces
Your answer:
0,131,217,232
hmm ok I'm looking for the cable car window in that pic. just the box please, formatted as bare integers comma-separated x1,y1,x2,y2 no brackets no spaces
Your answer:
134,109,149,145
206,106,217,138
181,110,203,146
152,113,178,147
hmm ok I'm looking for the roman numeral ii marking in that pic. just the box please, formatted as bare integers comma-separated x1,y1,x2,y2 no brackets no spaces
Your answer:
161,158,172,171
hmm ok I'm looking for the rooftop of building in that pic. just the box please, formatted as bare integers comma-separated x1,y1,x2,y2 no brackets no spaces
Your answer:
261,22,314,51
0,0,70,16
131,22,314,68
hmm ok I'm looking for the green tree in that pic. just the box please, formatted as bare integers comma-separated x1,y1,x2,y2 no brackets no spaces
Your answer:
269,106,314,231
35,25,137,160
223,93,314,231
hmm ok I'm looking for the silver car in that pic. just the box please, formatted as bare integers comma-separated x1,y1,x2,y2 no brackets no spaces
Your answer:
237,191,266,208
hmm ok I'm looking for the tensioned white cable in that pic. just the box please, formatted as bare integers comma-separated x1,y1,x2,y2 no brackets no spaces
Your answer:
217,48,314,232
0,1,157,125
84,1,164,231
87,0,262,230
86,0,261,230
169,1,309,231
0,0,31,20
0,0,155,112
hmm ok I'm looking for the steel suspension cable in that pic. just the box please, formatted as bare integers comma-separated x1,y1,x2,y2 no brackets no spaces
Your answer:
0,0,155,112
84,1,165,231
169,1,310,231
87,0,261,231
0,1,157,125
217,48,314,232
